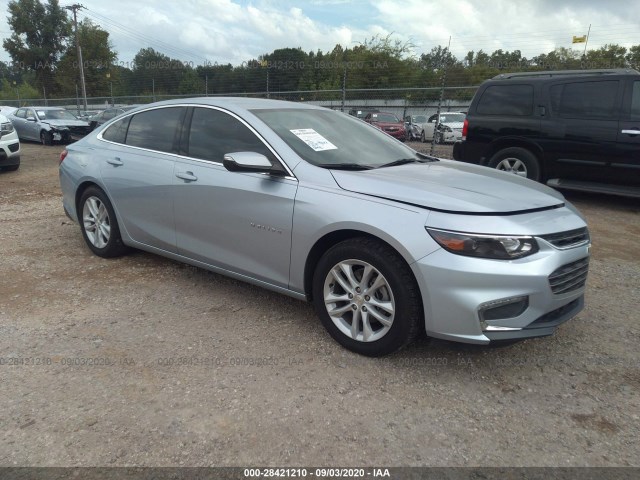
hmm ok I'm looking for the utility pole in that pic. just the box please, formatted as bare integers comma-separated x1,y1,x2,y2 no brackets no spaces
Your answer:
431,36,451,156
341,66,347,112
66,4,88,111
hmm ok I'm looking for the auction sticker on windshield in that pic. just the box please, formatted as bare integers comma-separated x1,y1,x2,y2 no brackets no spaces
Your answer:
290,128,338,151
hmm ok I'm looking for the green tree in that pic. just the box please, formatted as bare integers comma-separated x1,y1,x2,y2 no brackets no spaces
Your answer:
56,18,118,97
260,47,308,92
3,0,71,94
584,44,627,68
0,78,39,103
131,47,192,95
627,45,640,69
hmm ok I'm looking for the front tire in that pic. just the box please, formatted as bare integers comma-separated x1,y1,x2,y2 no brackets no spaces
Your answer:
312,237,422,356
40,130,53,146
420,131,426,143
79,186,129,258
488,147,541,181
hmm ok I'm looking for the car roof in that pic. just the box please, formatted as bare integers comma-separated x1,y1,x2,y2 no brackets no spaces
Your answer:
487,68,640,83
139,97,329,115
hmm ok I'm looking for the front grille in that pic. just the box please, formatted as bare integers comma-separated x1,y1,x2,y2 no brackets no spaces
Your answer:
541,227,589,249
548,257,589,294
68,126,92,136
8,142,19,152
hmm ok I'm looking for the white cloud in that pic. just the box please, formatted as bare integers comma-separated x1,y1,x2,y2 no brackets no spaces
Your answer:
0,0,638,66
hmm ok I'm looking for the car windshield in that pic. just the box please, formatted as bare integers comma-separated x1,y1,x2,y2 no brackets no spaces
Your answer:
370,113,400,123
252,108,432,169
439,113,466,123
413,115,427,123
36,109,78,121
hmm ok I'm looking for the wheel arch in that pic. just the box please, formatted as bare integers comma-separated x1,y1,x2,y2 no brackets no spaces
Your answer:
75,181,102,220
303,229,416,301
482,138,545,177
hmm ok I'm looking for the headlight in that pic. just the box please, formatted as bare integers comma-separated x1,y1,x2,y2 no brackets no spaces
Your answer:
426,228,539,259
0,122,14,135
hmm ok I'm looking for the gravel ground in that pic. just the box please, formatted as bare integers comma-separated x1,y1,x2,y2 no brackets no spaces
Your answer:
0,142,639,467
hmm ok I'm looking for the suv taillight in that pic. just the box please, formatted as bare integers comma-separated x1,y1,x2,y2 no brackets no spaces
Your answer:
59,149,68,165
462,118,468,140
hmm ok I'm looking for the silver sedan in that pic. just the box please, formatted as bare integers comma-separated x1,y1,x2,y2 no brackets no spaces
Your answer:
59,98,590,356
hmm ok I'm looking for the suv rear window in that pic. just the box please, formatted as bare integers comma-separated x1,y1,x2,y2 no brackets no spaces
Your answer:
476,84,534,116
550,80,619,119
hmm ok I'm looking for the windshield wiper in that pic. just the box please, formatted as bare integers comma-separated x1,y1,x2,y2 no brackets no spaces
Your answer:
316,163,374,170
377,158,429,168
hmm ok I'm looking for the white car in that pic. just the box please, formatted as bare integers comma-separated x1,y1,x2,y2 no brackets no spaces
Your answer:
420,112,466,144
0,112,20,171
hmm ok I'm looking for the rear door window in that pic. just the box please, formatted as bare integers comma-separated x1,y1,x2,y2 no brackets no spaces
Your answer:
125,107,186,153
550,80,620,119
476,84,534,116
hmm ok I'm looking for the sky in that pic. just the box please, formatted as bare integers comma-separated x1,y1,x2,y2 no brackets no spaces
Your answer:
0,0,639,67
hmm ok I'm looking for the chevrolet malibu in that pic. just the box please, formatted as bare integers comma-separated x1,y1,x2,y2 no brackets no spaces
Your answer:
59,98,590,356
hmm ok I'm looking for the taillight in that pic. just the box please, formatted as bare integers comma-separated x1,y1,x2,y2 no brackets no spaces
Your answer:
462,118,468,140
59,149,68,165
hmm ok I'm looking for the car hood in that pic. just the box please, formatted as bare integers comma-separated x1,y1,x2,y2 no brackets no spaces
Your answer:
44,119,90,127
330,160,565,214
372,121,403,128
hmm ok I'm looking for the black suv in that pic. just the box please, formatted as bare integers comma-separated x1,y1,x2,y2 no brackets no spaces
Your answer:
453,69,640,198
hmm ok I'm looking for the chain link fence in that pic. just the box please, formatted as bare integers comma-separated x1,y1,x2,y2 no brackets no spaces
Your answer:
1,86,478,159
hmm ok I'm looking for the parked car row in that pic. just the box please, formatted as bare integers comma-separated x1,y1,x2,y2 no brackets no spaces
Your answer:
1,105,142,148
8,107,92,145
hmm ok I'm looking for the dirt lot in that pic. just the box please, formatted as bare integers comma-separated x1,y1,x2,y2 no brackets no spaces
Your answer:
0,143,639,467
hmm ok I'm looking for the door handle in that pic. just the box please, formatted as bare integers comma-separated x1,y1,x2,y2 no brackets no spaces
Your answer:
176,171,198,182
621,129,640,135
106,157,123,166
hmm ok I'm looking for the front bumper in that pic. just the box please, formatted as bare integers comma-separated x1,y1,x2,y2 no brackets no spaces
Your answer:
411,239,590,344
443,130,462,143
0,132,21,167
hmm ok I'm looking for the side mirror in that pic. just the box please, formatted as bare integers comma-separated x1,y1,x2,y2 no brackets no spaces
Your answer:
26,116,36,122
223,152,274,174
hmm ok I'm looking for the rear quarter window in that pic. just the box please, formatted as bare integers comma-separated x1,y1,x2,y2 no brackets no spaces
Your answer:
476,84,534,116
101,117,131,144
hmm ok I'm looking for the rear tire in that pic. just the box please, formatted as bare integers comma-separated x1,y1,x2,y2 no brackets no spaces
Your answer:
488,147,541,182
78,186,129,258
312,237,422,357
4,164,19,172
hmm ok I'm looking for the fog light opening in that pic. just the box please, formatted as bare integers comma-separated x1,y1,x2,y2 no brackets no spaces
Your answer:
479,295,529,328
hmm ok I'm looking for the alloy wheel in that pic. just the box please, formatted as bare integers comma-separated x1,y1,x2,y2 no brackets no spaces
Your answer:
495,157,528,177
323,260,395,342
82,196,111,248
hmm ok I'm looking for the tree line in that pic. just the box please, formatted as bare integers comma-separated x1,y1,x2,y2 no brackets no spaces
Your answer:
2,0,640,102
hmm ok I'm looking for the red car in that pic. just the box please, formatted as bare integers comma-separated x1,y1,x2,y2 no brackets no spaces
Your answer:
364,112,406,141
